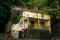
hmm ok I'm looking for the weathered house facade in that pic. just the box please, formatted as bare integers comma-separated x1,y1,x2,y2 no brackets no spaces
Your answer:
6,7,51,38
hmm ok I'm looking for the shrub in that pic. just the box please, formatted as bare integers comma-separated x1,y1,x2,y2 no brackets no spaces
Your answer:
24,28,51,39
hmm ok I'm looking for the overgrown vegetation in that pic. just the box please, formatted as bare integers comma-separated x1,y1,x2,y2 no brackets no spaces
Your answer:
24,29,50,39
0,0,60,37
11,10,23,24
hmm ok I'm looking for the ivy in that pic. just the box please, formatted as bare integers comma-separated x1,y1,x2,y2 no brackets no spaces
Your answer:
11,10,23,24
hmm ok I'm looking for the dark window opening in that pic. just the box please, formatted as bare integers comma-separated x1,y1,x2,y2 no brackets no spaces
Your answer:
41,22,45,27
41,14,44,18
30,21,34,28
18,31,22,38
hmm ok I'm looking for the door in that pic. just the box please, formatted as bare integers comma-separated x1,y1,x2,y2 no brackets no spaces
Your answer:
18,31,22,38
30,21,34,28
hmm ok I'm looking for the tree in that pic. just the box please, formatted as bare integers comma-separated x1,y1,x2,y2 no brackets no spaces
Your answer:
0,1,11,32
26,0,48,10
42,0,60,36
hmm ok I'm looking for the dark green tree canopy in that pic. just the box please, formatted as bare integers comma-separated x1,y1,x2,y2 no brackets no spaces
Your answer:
0,1,11,23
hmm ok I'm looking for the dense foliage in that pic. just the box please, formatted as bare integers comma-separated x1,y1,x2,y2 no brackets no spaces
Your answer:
24,29,50,39
0,1,12,32
0,0,60,23
0,0,60,34
11,11,23,24
0,1,11,23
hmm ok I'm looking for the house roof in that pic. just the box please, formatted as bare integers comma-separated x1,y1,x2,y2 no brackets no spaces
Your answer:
11,6,50,16
11,6,37,13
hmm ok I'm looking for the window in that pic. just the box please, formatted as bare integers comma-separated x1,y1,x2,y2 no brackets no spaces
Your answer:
41,22,45,27
41,14,44,18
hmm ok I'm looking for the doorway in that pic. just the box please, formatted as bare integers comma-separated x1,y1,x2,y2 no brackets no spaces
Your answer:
18,31,22,38
30,21,34,28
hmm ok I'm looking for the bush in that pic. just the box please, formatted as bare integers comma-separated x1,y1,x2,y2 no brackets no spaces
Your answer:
24,29,50,39
39,30,50,39
24,29,40,39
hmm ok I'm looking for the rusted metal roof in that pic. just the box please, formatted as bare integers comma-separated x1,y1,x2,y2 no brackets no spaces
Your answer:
11,6,37,13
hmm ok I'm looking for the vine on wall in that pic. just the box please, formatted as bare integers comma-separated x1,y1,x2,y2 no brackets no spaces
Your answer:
11,10,23,24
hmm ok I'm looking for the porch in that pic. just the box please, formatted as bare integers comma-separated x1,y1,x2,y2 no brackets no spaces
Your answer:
24,17,49,31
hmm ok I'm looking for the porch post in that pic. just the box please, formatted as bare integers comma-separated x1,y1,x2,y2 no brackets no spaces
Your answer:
23,17,25,28
27,18,29,28
27,18,29,37
38,19,40,29
22,17,25,38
